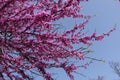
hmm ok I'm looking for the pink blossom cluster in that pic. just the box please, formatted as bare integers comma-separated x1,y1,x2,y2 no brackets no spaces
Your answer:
0,0,115,80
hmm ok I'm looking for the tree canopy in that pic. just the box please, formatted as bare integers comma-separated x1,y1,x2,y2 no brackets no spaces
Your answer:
0,0,115,80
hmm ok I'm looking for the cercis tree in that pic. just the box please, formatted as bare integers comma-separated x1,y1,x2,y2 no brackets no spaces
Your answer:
0,0,115,80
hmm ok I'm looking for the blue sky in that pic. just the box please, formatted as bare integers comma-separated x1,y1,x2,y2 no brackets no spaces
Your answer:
52,0,120,80
76,0,120,80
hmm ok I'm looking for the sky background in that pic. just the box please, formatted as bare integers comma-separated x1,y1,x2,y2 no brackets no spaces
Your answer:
50,0,120,80
80,0,120,80
75,0,120,80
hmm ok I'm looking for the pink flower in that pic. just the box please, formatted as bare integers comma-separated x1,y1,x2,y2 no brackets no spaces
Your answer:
77,52,84,60
80,38,88,44
70,64,77,70
95,35,104,40
83,36,91,40
35,11,51,22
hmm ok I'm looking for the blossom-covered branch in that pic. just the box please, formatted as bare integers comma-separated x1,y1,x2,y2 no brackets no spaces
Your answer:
0,0,115,80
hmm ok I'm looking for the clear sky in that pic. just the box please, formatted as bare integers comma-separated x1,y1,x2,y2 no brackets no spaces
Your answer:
77,0,120,80
80,0,120,80
51,0,120,80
